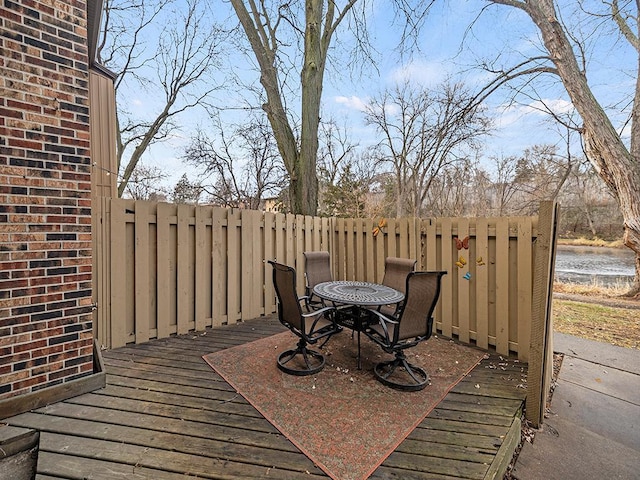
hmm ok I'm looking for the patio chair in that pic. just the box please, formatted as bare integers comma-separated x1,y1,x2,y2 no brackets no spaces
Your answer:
364,270,447,391
268,260,340,376
303,250,333,310
379,256,417,316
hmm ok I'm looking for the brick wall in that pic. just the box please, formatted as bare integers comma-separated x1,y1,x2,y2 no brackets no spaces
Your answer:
0,0,94,399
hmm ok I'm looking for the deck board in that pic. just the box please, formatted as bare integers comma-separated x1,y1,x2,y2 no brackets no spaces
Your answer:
5,315,527,479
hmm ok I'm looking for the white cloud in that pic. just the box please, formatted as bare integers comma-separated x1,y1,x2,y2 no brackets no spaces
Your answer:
388,59,449,87
492,98,574,130
334,95,369,112
523,98,574,116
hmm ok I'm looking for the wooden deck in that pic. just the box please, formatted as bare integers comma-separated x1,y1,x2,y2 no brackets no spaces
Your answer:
5,315,528,479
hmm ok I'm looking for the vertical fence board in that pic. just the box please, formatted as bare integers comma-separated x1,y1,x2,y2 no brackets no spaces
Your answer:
397,218,408,258
125,210,135,343
320,217,330,253
345,218,355,280
456,218,471,344
176,204,191,334
304,215,313,253
475,218,490,350
335,218,346,280
527,201,559,427
240,209,253,320
313,216,322,250
495,217,510,355
517,218,533,360
294,215,304,292
109,199,127,348
93,197,111,347
275,212,285,264
410,217,419,266
354,219,364,280
375,226,385,283
423,219,440,327
241,210,261,320
134,201,150,344
227,209,241,323
155,203,171,338
424,219,437,270
387,219,397,259
285,214,295,269
211,208,226,326
194,207,208,330
440,217,454,338
364,219,375,283
264,212,275,313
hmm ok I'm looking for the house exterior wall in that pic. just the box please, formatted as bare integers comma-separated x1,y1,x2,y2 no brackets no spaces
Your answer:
0,0,94,399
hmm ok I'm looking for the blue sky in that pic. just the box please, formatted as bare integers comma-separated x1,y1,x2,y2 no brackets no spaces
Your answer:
121,0,634,188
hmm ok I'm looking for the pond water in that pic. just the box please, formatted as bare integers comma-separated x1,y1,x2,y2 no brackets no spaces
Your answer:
554,245,636,287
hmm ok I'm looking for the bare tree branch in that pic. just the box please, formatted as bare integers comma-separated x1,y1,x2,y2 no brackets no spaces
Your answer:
229,0,435,214
99,0,225,196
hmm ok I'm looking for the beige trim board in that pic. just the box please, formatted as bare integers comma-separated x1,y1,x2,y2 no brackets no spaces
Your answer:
0,340,106,420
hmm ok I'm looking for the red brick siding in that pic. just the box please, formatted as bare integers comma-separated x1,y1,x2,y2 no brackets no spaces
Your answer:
1,0,93,398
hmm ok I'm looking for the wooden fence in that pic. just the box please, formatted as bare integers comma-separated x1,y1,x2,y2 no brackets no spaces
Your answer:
92,198,557,365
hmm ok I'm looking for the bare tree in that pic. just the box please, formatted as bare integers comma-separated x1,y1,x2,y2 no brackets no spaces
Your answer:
122,163,169,200
98,0,225,197
425,159,477,217
228,0,435,215
559,160,622,238
486,154,521,216
482,0,640,296
184,114,286,210
364,81,491,217
510,144,574,214
317,119,359,187
171,174,203,204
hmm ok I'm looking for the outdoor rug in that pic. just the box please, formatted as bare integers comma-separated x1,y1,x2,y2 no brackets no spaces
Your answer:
202,330,486,480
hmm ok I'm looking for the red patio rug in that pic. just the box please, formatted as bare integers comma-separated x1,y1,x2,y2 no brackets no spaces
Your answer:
202,330,486,480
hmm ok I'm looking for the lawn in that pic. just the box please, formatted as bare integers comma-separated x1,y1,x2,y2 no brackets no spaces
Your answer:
552,281,639,350
553,299,639,349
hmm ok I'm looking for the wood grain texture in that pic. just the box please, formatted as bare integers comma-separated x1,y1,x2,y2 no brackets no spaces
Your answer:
5,316,527,479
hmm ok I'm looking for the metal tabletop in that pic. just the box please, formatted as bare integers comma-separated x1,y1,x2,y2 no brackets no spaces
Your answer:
313,281,404,306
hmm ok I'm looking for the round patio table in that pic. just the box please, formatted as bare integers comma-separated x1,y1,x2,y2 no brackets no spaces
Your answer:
313,281,404,368
313,281,404,306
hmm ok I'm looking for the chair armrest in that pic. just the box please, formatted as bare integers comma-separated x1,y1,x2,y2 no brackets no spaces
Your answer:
366,308,399,325
365,308,398,341
303,305,337,334
302,305,335,319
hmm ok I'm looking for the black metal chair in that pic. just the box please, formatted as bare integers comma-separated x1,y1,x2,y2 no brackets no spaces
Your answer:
303,250,333,310
379,256,417,317
268,260,340,376
365,270,447,391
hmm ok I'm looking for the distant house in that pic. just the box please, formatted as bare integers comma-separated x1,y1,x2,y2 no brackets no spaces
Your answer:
1,0,114,417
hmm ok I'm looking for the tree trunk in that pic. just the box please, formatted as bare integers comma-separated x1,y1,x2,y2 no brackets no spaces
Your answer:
230,0,328,215
297,0,325,216
229,0,303,213
498,0,640,296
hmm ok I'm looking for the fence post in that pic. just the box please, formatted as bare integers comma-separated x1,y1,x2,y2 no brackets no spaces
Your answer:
526,201,560,427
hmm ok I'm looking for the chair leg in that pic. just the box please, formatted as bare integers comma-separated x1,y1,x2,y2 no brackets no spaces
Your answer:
277,338,326,376
373,351,429,391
